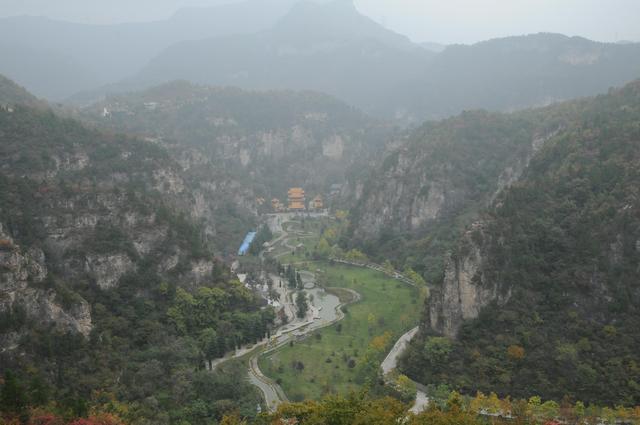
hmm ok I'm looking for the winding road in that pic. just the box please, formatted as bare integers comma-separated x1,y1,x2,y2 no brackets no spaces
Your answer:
380,326,429,413
381,326,419,375
230,214,425,412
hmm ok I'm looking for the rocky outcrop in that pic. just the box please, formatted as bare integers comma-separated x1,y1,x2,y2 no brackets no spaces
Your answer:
82,82,392,202
0,101,261,344
0,223,93,338
84,253,136,290
426,222,507,337
352,146,468,239
322,135,345,160
351,111,564,241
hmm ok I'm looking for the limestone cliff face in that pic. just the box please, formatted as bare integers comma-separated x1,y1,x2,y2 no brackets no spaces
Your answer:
351,111,564,241
0,223,92,338
0,103,258,344
426,222,507,337
353,147,454,238
82,82,392,199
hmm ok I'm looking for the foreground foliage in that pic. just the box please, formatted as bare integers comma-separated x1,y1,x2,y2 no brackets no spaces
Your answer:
224,391,640,425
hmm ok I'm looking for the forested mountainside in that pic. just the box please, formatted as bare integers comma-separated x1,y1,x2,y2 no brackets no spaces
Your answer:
0,75,44,108
80,81,391,200
398,80,640,405
347,103,575,282
0,77,271,423
387,33,640,121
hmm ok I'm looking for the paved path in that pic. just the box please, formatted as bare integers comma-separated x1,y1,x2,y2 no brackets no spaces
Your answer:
249,353,287,411
242,215,420,412
244,216,349,411
381,326,419,375
330,258,419,287
380,326,430,414
247,283,360,411
410,390,430,414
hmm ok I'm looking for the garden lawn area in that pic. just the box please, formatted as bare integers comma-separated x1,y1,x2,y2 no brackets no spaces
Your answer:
258,263,421,401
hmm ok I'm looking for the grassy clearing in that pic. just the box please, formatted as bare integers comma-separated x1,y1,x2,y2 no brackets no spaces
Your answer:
258,263,420,401
273,220,323,264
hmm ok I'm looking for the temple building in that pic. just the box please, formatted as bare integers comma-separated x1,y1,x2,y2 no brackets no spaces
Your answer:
271,198,285,212
288,188,306,210
311,195,323,210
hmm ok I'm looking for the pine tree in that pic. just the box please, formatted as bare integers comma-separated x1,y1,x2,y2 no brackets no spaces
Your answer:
0,370,28,419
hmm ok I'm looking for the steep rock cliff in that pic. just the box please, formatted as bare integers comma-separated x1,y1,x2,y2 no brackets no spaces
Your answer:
0,223,92,337
402,80,640,405
426,222,508,337
80,81,392,200
352,110,564,241
0,95,255,343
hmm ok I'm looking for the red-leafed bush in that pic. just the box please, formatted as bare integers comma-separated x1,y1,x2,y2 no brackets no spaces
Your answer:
29,414,65,425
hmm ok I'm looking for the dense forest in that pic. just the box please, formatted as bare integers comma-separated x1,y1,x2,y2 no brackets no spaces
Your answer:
400,81,640,406
0,90,273,424
347,103,573,283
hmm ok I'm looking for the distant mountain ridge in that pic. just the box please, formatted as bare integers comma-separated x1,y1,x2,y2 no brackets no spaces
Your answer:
386,33,640,120
117,0,432,115
123,27,640,121
0,0,317,100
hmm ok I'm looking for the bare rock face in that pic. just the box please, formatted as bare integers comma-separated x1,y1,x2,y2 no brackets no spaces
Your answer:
20,289,92,337
189,260,215,286
84,253,136,290
353,147,457,239
353,125,562,242
427,223,507,337
0,223,93,338
154,169,185,194
322,135,345,160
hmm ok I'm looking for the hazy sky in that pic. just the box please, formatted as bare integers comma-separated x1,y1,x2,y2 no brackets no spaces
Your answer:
1,0,639,44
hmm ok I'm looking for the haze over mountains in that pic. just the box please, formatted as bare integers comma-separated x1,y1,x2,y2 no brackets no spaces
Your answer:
2,1,640,423
2,0,640,123
0,0,315,99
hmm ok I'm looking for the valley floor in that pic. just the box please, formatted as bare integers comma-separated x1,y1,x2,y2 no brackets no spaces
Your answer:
255,215,422,402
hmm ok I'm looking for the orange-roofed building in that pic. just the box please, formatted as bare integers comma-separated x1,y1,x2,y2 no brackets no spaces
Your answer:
288,188,306,211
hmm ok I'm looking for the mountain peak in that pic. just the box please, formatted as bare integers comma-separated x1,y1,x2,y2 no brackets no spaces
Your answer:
0,74,42,107
274,0,412,49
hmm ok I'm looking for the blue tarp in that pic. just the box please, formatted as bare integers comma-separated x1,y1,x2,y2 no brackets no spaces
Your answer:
238,231,257,255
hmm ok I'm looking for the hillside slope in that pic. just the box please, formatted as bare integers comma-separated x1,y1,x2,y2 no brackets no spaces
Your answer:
80,81,391,200
0,74,45,108
399,81,640,405
0,77,269,422
387,33,640,121
347,102,577,282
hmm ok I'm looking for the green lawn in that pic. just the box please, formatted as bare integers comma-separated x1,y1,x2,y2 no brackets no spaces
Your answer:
258,263,420,401
272,219,325,264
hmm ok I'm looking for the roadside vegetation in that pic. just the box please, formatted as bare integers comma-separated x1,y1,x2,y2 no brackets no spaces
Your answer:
259,261,420,401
